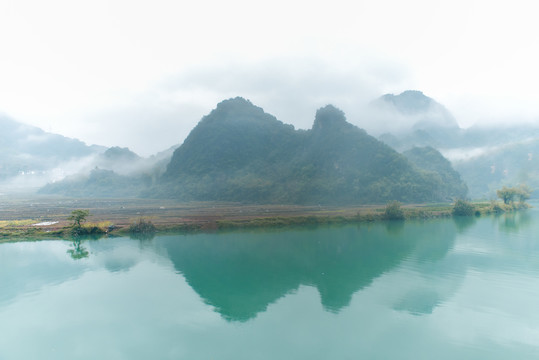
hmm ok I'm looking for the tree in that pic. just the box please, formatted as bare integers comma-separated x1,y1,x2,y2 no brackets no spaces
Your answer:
496,186,517,204
496,185,532,205
68,209,90,228
516,184,532,203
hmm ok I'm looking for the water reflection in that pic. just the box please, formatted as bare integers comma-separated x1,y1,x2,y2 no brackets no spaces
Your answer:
385,220,405,235
394,289,441,315
386,219,465,316
67,238,89,260
497,211,532,233
129,232,156,241
452,215,477,233
155,220,459,321
4,210,539,359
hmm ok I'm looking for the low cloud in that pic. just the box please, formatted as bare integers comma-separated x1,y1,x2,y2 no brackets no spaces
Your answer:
163,57,410,130
69,57,410,156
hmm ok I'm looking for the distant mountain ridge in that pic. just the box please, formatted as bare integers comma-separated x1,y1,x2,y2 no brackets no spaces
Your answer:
0,115,102,160
38,145,177,198
379,90,456,121
366,90,459,139
0,115,106,188
0,114,176,193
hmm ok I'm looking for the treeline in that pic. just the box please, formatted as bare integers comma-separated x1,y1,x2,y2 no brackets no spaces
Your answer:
452,185,532,216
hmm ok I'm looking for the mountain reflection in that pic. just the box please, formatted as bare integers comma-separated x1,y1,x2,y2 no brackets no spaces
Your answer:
156,221,458,322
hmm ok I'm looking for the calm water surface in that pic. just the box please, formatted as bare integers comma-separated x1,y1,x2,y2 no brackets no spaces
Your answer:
2,209,539,359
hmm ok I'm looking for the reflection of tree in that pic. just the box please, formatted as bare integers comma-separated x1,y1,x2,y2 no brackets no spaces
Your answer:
156,222,457,322
67,238,89,260
498,211,532,233
385,220,405,235
453,215,477,233
129,232,156,241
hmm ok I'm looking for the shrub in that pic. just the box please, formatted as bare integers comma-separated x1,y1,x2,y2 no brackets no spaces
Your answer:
452,199,475,216
489,200,505,213
70,223,107,237
384,201,405,220
129,218,156,234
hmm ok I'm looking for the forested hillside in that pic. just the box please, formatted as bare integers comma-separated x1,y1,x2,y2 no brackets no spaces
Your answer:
156,97,466,204
403,147,468,201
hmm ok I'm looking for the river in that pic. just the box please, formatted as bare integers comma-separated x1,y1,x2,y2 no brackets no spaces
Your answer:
1,209,539,359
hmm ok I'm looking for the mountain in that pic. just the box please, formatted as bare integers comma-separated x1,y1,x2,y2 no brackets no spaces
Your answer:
157,97,466,204
367,90,461,151
101,146,140,162
0,115,102,162
376,90,457,122
38,168,151,198
38,146,176,198
164,97,300,179
367,90,539,199
0,112,181,196
0,114,105,189
36,97,468,203
27,90,539,201
364,91,537,199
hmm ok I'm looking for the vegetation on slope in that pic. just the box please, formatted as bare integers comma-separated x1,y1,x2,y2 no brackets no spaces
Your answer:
156,98,465,204
403,146,468,200
39,168,152,198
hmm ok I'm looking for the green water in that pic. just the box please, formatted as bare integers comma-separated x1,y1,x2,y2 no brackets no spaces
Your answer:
2,210,539,359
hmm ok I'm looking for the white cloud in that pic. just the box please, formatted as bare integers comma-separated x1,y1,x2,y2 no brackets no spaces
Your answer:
0,0,538,154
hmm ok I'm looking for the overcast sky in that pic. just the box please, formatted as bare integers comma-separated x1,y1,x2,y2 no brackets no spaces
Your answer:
1,0,539,156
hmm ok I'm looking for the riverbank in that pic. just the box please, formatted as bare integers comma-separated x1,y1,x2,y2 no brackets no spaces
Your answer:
0,196,531,240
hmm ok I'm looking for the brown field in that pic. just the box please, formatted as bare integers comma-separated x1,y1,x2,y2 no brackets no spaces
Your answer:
0,194,454,237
